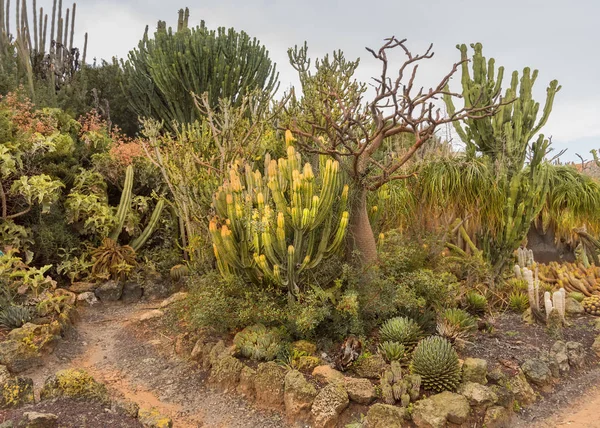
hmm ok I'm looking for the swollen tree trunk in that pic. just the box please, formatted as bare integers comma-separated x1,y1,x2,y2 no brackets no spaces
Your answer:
348,187,378,264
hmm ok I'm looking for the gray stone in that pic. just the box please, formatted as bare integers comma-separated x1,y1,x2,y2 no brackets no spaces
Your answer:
40,369,108,403
0,365,10,384
76,292,98,306
364,403,409,428
142,274,173,301
484,405,513,428
566,341,586,368
237,366,256,399
310,383,349,428
0,376,34,409
20,412,58,428
490,385,514,409
457,381,498,408
565,297,585,315
487,367,507,384
0,340,41,373
521,358,552,387
507,371,536,406
94,280,123,301
343,377,375,405
254,362,287,410
550,341,570,374
412,391,470,428
121,282,142,303
312,365,344,384
462,358,488,384
284,370,317,422
138,310,164,321
208,355,244,391
159,292,188,308
349,354,387,379
112,399,139,418
540,352,560,378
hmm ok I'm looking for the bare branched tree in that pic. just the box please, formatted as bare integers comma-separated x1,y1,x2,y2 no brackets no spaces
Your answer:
283,37,502,263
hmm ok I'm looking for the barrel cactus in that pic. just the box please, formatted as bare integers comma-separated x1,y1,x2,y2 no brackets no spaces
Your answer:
233,324,282,361
583,296,600,316
210,141,349,297
379,316,424,350
410,336,461,392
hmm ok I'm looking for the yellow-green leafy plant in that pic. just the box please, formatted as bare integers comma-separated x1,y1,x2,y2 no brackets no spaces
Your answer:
233,324,282,361
210,142,349,297
437,308,477,342
569,292,585,303
91,238,137,280
465,291,487,315
410,336,460,393
509,292,529,313
379,316,424,351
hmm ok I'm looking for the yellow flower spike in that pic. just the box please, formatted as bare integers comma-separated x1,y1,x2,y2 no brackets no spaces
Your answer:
285,129,296,146
209,219,218,232
303,163,314,180
372,206,379,213
277,212,285,229
287,145,296,158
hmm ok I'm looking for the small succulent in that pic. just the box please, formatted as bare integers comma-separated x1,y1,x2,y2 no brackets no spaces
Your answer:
169,264,190,281
0,306,34,330
91,238,136,280
378,341,406,363
583,296,600,316
233,324,282,361
437,308,476,342
379,316,424,350
569,292,585,303
410,336,460,393
509,292,529,313
465,291,487,315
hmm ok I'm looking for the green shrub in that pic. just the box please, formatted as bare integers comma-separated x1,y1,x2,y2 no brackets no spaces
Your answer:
395,269,458,311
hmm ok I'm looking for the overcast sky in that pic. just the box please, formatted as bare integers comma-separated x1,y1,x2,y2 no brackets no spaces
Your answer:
28,0,600,161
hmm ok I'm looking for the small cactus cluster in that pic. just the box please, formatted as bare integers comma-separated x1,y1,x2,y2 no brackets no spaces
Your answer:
379,317,424,351
379,360,421,405
583,296,600,316
210,142,349,296
410,336,461,393
0,306,34,330
233,324,282,361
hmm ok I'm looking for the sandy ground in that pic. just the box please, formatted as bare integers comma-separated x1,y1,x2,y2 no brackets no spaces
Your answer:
15,302,287,428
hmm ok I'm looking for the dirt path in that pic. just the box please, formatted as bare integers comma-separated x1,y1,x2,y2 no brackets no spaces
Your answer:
21,302,286,428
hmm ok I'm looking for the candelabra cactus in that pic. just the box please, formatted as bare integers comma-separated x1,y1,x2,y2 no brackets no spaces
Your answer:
210,142,349,296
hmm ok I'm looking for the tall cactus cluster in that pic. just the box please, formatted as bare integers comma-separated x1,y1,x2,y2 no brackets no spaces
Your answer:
0,0,87,96
123,7,278,132
444,43,560,274
210,141,349,297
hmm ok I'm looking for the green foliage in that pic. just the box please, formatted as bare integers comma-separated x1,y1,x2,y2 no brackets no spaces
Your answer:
399,307,438,336
379,317,424,350
90,238,136,280
569,292,585,303
378,341,406,363
210,144,349,297
0,306,34,330
395,269,458,311
410,336,461,393
123,8,278,132
465,291,487,315
233,324,282,361
509,292,529,313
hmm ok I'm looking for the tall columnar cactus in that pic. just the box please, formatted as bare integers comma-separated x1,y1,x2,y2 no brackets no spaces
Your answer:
210,143,349,297
444,43,560,275
0,0,87,97
130,198,165,251
110,164,134,241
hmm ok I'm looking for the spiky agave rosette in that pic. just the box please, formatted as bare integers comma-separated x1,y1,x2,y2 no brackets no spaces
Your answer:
410,336,461,392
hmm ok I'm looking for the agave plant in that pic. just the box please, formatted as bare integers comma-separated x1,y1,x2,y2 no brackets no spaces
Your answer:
437,308,476,343
0,306,34,330
509,292,529,313
379,316,424,350
233,324,282,361
465,291,487,315
410,336,460,392
378,341,407,363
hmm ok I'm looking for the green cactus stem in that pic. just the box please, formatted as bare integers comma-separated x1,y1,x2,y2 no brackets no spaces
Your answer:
130,198,165,251
109,164,134,241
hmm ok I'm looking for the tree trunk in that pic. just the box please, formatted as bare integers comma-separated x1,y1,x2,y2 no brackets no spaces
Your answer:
348,187,378,264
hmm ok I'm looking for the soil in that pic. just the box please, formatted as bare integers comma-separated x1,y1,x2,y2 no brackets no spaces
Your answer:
0,302,287,428
3,300,600,427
